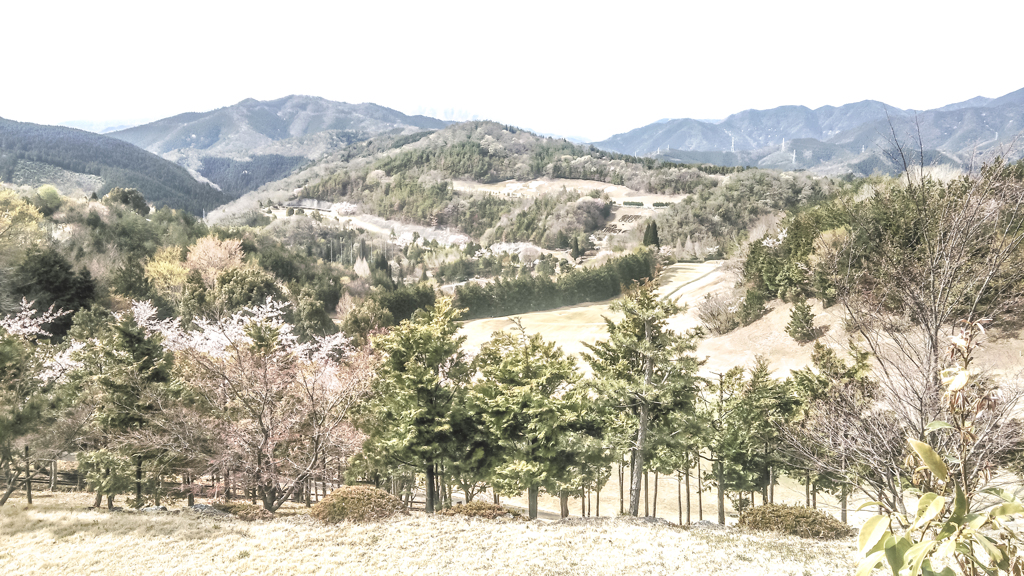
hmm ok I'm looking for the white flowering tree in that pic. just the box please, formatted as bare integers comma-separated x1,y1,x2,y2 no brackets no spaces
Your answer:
137,299,372,511
0,299,74,506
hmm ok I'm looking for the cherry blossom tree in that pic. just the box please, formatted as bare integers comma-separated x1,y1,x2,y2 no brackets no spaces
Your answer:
137,299,371,511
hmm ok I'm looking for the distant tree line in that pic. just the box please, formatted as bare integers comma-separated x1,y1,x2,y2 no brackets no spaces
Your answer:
453,248,656,319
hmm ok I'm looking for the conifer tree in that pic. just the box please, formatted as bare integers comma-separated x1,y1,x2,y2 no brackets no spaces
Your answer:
359,297,471,513
473,320,598,519
785,299,818,343
584,277,703,516
642,221,660,248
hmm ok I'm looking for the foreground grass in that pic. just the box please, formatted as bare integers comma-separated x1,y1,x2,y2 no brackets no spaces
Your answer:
0,492,857,576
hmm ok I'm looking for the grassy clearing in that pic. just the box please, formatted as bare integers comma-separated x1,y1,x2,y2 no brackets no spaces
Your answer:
0,492,857,576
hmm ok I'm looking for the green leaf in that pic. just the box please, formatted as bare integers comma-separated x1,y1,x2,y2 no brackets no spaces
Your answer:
904,541,935,576
966,513,988,530
990,502,1024,518
867,531,893,556
884,536,912,576
908,438,948,482
859,515,889,553
924,420,953,432
857,500,885,511
975,533,1004,565
981,487,1019,503
856,551,886,576
911,493,946,531
935,538,957,559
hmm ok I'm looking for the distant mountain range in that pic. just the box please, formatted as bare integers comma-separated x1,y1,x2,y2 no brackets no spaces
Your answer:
107,96,450,195
593,87,1024,175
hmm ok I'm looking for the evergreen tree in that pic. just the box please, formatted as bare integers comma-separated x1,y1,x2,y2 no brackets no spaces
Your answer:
472,320,596,519
70,308,174,508
584,276,704,516
643,221,660,248
358,297,471,513
785,299,818,343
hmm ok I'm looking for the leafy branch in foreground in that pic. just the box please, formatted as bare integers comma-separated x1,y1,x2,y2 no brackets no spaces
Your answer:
857,319,1024,576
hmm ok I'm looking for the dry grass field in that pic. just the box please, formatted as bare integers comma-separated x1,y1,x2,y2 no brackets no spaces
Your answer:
451,177,687,207
459,261,723,358
0,492,858,576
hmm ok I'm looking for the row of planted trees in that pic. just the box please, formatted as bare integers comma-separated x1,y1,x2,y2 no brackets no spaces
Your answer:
355,278,838,521
1,276,825,520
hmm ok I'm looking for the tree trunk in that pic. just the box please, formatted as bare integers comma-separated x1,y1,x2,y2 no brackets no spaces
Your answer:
697,457,703,521
677,471,683,526
581,485,585,517
425,465,436,514
529,485,539,520
652,471,659,517
559,490,569,518
685,468,691,525
769,467,774,504
630,403,648,516
805,471,810,507
716,461,725,525
493,491,499,505
596,487,600,517
135,455,142,508
618,460,624,515
812,484,817,509
841,485,848,523
644,470,649,517
225,470,231,501
24,446,31,505
50,461,56,492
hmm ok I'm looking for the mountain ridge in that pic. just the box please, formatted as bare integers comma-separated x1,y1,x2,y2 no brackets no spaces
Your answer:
594,88,1024,175
106,95,450,196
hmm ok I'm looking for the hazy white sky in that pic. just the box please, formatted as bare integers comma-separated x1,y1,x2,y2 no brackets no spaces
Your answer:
4,0,1022,141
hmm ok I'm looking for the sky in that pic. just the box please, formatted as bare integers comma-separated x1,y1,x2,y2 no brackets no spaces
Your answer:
4,0,1023,142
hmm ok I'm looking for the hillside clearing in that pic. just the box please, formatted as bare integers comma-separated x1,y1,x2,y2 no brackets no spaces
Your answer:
0,492,857,576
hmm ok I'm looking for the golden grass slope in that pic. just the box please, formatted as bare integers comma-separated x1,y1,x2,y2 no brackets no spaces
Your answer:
0,492,857,576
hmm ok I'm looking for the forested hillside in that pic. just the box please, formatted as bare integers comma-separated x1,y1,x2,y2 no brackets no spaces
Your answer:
0,118,226,214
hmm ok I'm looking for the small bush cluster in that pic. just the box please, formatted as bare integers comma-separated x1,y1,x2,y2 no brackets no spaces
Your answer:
212,501,276,522
310,485,409,524
697,292,740,335
435,501,525,520
738,503,854,540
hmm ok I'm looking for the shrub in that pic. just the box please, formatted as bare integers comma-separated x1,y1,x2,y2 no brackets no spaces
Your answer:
310,485,408,524
738,503,853,540
212,501,276,522
737,288,769,325
435,501,525,520
697,292,741,335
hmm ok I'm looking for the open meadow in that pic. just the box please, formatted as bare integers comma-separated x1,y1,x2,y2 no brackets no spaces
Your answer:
0,492,857,576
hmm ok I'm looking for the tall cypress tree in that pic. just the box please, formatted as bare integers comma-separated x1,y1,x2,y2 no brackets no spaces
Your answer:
358,297,471,513
584,277,703,516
